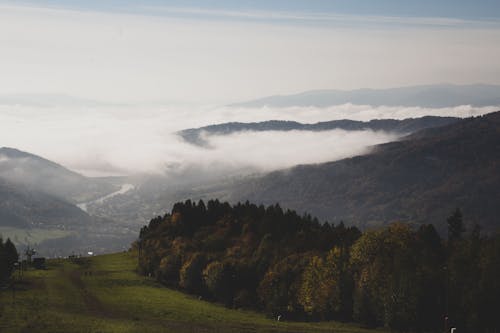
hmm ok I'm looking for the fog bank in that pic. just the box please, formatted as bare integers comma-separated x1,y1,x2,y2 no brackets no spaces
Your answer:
0,103,496,176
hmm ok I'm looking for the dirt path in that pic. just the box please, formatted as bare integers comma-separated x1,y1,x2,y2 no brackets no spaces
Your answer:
67,269,116,318
64,268,220,332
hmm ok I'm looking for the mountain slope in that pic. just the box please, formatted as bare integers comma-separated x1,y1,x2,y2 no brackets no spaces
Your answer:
0,148,138,255
0,174,137,256
234,84,500,108
0,178,92,228
0,147,118,203
228,112,500,232
178,116,459,146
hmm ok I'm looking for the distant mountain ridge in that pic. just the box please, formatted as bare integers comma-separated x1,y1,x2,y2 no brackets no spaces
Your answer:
233,84,500,108
178,116,460,146
226,111,500,232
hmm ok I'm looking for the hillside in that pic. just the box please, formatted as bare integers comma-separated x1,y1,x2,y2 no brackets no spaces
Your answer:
0,149,137,256
0,252,376,333
228,112,500,232
0,147,118,203
233,84,500,108
0,176,136,256
89,116,466,228
178,116,459,147
0,178,92,229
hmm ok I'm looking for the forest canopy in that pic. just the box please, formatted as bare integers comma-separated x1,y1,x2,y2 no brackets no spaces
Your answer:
137,200,500,333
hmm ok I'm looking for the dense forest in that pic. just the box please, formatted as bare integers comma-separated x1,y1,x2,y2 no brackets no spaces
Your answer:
137,200,500,333
227,112,500,232
0,237,18,285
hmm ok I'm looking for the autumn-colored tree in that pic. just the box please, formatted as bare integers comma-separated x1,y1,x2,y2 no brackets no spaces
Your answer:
137,199,500,332
258,254,310,318
350,224,419,330
203,260,236,305
157,254,181,285
299,256,333,318
179,253,206,294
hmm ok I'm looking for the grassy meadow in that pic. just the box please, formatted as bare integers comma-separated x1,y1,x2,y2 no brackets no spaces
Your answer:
0,252,381,333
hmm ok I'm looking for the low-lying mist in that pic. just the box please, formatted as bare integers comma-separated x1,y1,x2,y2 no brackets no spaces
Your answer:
200,130,397,171
0,102,496,176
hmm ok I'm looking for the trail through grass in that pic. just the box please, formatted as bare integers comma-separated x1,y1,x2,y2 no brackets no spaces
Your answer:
0,252,381,333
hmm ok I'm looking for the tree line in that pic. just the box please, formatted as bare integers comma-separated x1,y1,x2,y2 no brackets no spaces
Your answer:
0,237,18,285
136,200,499,332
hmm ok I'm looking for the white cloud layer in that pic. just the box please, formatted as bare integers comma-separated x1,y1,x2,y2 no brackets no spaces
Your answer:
0,103,496,176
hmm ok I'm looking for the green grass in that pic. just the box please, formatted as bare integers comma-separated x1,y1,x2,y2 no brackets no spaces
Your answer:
0,252,382,333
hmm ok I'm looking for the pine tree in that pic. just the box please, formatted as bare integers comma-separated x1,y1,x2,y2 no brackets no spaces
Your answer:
447,208,465,241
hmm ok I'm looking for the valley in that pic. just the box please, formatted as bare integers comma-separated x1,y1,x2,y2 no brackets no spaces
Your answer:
77,183,135,212
2,112,498,258
83,112,500,236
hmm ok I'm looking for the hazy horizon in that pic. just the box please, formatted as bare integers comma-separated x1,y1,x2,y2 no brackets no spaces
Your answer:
1,1,500,176
2,1,500,104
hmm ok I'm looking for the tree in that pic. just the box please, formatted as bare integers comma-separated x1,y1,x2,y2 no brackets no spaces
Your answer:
0,238,18,283
298,256,333,318
298,247,352,320
179,253,206,294
202,261,236,305
447,208,465,241
414,224,445,332
4,239,18,268
350,224,419,331
157,254,181,285
137,199,500,331
476,233,500,332
258,254,309,319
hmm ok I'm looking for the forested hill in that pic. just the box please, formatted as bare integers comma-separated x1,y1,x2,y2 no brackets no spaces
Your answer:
178,116,459,146
137,200,500,332
138,200,361,318
228,111,500,231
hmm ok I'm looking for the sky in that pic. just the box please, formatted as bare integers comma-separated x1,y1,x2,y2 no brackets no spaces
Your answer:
1,0,500,103
0,1,500,176
5,0,500,21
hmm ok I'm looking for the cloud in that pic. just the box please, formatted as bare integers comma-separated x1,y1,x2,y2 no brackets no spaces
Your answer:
230,104,498,123
192,129,398,171
0,102,496,176
142,5,500,28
